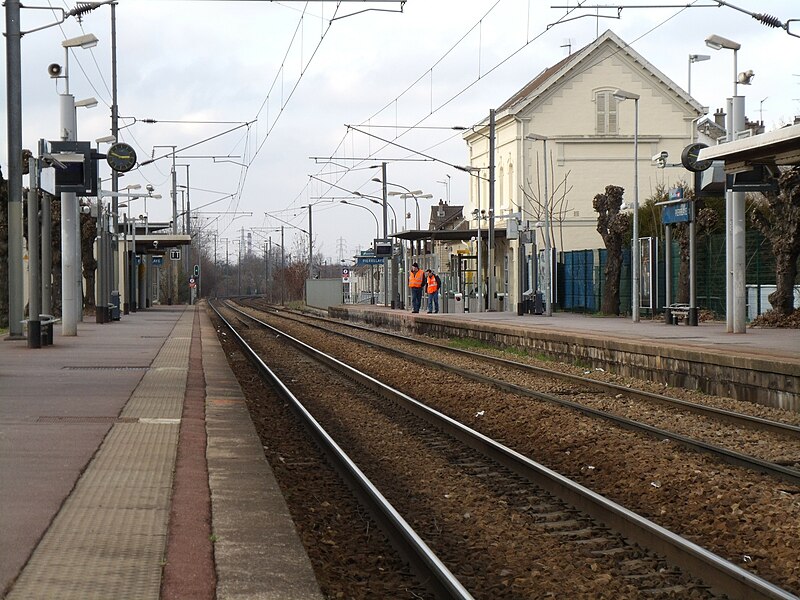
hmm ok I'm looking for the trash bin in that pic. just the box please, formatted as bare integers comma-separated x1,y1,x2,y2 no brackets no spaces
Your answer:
111,291,121,321
454,292,465,313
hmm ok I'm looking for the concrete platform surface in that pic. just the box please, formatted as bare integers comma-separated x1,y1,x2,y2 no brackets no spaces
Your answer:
0,305,322,600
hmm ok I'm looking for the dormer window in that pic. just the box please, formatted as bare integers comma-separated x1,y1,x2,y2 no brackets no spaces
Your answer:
595,90,618,134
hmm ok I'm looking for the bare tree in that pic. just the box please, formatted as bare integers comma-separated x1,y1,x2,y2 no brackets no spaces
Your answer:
751,166,800,316
593,185,630,315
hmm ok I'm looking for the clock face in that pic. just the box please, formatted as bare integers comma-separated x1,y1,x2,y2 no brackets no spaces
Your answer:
106,142,137,173
681,142,713,172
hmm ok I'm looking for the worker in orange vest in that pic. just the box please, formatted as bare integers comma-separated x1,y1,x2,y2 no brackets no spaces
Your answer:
408,262,424,313
425,268,441,313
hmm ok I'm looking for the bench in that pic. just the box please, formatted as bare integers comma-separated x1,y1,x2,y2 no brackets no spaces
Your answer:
20,314,60,346
665,304,690,325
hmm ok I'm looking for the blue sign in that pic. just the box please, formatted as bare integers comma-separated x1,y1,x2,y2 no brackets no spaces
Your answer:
357,256,385,266
662,202,691,224
151,256,164,266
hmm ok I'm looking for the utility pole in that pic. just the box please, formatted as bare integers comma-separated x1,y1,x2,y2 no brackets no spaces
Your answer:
488,109,496,311
5,0,24,338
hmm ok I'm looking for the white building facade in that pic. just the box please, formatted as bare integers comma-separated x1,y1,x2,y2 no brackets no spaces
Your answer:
463,30,706,310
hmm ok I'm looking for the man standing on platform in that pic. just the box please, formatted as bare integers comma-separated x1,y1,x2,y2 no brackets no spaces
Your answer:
409,262,424,313
425,268,440,314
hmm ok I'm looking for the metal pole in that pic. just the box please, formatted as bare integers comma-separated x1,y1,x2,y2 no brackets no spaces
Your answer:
476,177,483,313
60,91,78,335
41,146,53,318
131,216,137,311
725,99,734,332
95,197,105,323
308,204,313,277
171,150,178,304
488,109,496,311
5,0,25,338
381,162,389,306
632,98,640,323
110,2,120,297
280,226,285,305
732,95,746,333
543,139,552,317
27,158,41,347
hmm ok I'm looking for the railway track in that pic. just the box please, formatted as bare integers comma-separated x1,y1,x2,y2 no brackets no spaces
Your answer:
235,299,800,484
211,300,800,599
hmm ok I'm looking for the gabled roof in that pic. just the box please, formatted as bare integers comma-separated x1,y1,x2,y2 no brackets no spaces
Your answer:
428,202,464,231
493,29,705,120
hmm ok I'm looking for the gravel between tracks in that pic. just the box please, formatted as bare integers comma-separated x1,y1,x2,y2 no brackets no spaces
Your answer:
238,307,800,596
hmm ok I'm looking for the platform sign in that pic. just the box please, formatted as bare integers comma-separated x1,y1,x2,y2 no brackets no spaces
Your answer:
357,256,384,266
151,255,164,266
662,202,691,224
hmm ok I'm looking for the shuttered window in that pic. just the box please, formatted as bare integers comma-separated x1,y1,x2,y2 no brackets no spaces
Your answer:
595,91,618,134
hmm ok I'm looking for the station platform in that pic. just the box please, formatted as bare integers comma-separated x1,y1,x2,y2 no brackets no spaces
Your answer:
1,301,797,600
0,304,322,600
329,303,800,411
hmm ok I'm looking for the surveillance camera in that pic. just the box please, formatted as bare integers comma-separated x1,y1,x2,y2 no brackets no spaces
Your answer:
153,240,159,248
652,151,668,162
146,184,154,192
47,63,62,78
80,205,91,215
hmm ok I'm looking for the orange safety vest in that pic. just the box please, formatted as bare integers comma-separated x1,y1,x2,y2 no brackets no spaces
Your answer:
409,269,424,288
426,274,439,294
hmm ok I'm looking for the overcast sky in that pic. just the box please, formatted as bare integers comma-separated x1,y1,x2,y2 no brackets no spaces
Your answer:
3,0,798,263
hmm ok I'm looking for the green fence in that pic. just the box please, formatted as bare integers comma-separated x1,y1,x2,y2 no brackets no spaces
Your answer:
560,230,795,318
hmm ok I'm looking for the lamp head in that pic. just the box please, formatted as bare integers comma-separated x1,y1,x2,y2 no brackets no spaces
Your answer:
689,54,711,63
371,177,382,183
62,33,99,49
613,88,639,102
705,34,740,51
75,97,98,109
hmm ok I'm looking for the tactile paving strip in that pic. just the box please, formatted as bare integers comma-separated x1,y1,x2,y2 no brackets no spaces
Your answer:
7,310,193,600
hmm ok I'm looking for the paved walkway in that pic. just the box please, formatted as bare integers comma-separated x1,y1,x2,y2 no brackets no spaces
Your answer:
351,303,800,361
0,305,321,600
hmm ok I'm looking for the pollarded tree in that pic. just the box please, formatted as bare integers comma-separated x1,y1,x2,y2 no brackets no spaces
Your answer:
751,166,800,316
593,185,630,315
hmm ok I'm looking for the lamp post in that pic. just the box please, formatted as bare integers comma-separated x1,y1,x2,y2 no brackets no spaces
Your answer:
688,53,710,97
57,33,98,335
613,88,640,323
340,200,381,304
705,33,745,334
462,166,485,313
356,191,402,308
525,134,551,317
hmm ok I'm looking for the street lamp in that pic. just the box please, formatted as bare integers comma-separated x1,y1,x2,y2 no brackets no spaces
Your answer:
613,88,640,323
688,54,710,97
525,133,552,317
340,200,381,305
705,33,746,333
462,166,484,313
339,200,380,239
56,33,99,335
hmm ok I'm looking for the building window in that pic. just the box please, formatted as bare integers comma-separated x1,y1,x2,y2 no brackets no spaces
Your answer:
595,90,618,134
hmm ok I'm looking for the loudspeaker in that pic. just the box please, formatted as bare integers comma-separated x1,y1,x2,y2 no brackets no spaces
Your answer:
47,63,62,78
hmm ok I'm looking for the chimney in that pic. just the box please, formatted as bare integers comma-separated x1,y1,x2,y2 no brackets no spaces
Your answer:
714,108,726,127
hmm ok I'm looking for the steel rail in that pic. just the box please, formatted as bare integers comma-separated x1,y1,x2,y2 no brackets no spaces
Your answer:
224,300,798,600
236,301,800,485
210,301,474,600
253,301,800,439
